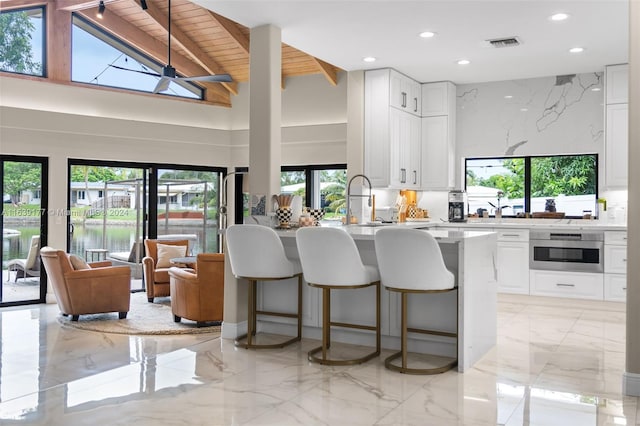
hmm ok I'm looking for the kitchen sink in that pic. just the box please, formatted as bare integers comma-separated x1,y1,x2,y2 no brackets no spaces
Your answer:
357,222,395,227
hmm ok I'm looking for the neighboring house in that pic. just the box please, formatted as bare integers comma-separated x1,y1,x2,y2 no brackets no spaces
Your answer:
69,182,132,208
157,183,211,211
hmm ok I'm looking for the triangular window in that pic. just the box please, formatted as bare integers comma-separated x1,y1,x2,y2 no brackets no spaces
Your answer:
71,14,202,100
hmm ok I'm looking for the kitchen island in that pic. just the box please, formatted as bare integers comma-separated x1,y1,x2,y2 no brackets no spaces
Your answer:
230,224,497,373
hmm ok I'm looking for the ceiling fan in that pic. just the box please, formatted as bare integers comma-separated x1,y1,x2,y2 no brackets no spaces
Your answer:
110,0,232,93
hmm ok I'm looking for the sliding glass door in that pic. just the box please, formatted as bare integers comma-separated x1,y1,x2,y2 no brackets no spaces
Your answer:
1,156,48,306
68,160,224,292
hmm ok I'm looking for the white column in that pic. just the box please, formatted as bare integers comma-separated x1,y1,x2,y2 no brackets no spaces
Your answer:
249,24,282,213
624,0,640,397
222,24,282,338
346,70,367,222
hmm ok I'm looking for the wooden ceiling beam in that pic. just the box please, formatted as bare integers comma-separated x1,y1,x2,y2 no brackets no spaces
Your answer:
312,57,338,86
77,9,230,102
140,0,238,95
207,11,249,55
56,0,121,12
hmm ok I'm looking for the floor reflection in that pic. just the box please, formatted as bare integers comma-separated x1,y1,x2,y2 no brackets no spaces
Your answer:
0,295,637,425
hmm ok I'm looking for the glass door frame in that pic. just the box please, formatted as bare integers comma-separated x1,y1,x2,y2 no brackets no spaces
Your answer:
68,159,226,255
1,155,48,306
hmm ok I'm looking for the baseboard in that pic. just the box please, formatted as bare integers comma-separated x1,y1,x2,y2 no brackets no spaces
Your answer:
623,371,640,396
221,321,246,340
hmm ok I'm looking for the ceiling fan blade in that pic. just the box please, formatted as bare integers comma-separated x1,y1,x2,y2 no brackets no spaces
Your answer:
153,77,171,93
179,74,233,83
109,64,161,78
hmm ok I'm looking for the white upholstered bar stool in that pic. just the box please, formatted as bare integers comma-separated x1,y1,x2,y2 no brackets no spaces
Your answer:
225,224,303,349
296,226,380,365
374,227,458,374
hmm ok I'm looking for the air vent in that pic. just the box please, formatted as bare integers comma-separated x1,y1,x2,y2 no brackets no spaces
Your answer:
486,37,521,48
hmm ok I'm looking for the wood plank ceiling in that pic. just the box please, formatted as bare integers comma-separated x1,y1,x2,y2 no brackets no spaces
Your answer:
0,0,343,106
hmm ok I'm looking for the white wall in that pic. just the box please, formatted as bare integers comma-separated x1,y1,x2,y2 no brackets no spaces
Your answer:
0,73,349,252
456,72,604,173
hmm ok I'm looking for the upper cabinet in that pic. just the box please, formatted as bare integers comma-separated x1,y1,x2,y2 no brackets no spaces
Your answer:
364,69,422,188
390,69,422,116
606,64,629,104
420,82,456,189
604,64,629,189
421,81,455,117
364,68,456,190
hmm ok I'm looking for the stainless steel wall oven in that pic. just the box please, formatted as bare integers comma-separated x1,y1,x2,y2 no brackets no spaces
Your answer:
529,231,603,273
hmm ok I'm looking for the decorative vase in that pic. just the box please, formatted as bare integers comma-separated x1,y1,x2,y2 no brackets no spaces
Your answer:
308,208,325,225
275,207,293,228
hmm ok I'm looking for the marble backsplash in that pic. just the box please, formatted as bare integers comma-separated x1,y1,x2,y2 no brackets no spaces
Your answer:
456,72,604,161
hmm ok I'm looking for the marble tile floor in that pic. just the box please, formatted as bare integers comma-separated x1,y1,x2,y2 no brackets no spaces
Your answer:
0,294,638,425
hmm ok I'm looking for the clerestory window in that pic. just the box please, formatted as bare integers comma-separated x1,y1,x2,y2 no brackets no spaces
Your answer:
71,14,202,99
0,6,45,77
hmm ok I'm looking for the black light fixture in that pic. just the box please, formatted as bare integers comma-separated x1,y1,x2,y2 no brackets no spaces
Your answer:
140,0,148,10
97,0,105,19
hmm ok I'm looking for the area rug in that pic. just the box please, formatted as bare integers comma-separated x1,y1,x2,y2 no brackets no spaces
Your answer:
56,293,222,335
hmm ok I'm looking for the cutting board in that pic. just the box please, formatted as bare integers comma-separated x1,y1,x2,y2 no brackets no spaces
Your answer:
532,212,566,219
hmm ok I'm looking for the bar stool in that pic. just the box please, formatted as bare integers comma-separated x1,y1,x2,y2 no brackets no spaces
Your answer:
296,226,380,365
225,224,303,349
374,227,458,374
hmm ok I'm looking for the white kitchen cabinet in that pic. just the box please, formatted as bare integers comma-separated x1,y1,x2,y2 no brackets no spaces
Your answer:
365,68,456,190
604,244,627,274
605,64,628,104
420,81,456,190
495,230,529,295
605,103,628,188
530,270,604,300
421,81,456,117
365,69,422,188
604,274,627,302
604,230,627,302
421,115,455,189
390,69,421,116
389,109,421,188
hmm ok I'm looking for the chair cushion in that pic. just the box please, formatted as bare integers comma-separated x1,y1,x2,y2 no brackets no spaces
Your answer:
156,244,187,268
69,255,90,271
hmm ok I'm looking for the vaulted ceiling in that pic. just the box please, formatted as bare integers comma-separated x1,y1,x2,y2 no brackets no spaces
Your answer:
0,0,343,107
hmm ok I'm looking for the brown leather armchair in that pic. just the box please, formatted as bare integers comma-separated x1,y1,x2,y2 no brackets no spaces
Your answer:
168,253,224,327
40,247,131,321
143,239,190,303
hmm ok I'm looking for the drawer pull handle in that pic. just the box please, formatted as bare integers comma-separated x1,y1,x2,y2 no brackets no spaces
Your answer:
556,283,575,287
623,287,627,291
623,259,627,262
502,234,520,238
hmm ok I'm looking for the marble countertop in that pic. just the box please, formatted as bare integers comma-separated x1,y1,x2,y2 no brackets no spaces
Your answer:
435,218,627,231
274,222,494,242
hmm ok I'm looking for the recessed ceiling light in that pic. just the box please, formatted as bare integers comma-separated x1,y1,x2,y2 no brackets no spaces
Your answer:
504,95,513,99
457,59,470,65
550,13,569,21
520,108,529,112
592,87,602,92
363,56,376,63
419,31,436,38
569,47,584,53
